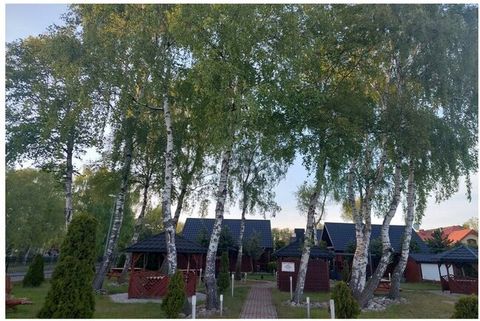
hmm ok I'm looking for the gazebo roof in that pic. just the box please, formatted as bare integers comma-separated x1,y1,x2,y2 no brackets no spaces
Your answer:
273,239,333,259
123,232,207,254
410,245,478,264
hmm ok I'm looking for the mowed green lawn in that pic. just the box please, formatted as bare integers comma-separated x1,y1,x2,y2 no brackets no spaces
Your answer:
271,281,463,319
6,280,249,319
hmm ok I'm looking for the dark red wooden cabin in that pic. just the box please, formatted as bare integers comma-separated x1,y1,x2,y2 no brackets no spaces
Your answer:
274,229,333,292
124,232,206,298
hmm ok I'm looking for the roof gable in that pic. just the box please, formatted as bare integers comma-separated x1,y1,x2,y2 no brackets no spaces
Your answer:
182,218,273,248
411,245,478,264
322,222,429,253
448,229,478,243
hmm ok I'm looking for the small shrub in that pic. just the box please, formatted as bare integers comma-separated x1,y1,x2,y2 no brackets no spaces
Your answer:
331,281,360,319
161,271,187,318
267,261,277,273
452,295,478,319
217,252,230,294
38,214,97,318
341,262,350,283
23,254,44,287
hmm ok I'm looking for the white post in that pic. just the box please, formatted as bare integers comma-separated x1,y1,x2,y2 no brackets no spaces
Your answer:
231,273,234,297
329,299,335,319
192,295,196,319
289,276,293,301
199,268,202,286
220,294,224,316
307,297,310,318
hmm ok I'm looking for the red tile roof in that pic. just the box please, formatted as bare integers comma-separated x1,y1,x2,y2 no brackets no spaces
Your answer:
417,225,477,243
448,229,478,243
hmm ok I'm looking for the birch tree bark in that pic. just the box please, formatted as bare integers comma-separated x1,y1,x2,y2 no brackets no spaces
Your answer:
161,60,177,276
389,160,415,299
93,127,134,291
234,200,247,280
205,149,232,310
358,159,402,307
293,178,321,303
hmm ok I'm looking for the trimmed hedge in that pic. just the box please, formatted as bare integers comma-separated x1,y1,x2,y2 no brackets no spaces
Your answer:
38,214,97,318
331,281,360,318
23,254,44,287
452,295,478,319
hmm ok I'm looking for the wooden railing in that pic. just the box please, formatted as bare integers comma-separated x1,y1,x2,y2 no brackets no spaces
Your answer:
128,270,197,299
441,274,477,295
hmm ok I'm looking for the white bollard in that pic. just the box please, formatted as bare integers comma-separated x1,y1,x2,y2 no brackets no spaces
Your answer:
199,268,202,285
289,276,293,301
192,295,196,319
220,294,224,316
329,299,335,319
231,273,234,297
307,297,310,318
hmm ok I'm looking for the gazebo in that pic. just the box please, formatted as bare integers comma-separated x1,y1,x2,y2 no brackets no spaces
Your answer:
124,232,207,298
437,245,478,295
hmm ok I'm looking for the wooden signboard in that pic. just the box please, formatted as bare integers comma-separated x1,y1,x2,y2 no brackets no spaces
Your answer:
282,262,295,272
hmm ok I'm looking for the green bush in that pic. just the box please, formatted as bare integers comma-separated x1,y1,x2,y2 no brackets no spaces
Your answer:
267,261,277,273
341,262,350,283
452,295,478,319
23,254,44,287
38,214,97,318
161,271,187,318
331,281,360,319
217,252,230,294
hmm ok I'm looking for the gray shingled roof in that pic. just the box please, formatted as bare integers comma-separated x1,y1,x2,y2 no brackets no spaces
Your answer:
410,245,478,264
321,222,430,253
182,218,273,248
273,239,333,258
124,232,207,254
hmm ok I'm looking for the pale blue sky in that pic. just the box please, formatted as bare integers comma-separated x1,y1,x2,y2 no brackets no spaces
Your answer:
5,3,478,231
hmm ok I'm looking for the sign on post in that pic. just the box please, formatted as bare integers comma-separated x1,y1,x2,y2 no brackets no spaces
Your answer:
282,262,295,272
289,276,293,300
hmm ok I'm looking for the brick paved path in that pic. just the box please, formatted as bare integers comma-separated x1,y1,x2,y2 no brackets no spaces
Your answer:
239,282,277,319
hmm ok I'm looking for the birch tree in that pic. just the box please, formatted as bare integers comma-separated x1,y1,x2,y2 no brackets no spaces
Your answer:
6,24,107,227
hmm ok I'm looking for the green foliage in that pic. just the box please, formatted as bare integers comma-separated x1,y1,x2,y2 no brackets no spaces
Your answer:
243,232,263,261
196,227,210,248
272,228,291,251
426,229,453,253
23,254,45,287
452,295,478,319
6,169,64,254
38,214,97,318
318,240,328,250
217,252,230,294
218,226,235,253
161,271,187,318
74,167,136,259
341,262,351,283
331,281,360,319
267,261,277,273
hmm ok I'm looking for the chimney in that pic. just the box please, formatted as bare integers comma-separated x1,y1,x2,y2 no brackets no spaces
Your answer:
294,228,305,242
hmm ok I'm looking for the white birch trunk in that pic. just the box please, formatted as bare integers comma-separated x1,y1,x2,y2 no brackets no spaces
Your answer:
293,180,321,303
162,63,177,276
235,204,247,280
93,132,133,291
64,136,74,227
389,161,415,299
205,150,231,310
358,160,402,307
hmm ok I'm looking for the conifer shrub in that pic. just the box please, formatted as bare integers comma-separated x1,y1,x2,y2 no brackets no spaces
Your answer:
331,281,360,318
452,295,478,319
217,251,230,293
161,271,187,318
341,262,350,283
267,261,277,274
23,254,44,287
38,214,97,318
